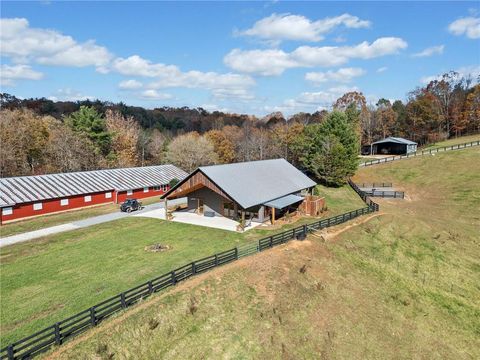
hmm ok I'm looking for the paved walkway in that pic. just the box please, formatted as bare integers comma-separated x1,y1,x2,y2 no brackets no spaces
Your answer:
136,208,263,232
0,198,185,248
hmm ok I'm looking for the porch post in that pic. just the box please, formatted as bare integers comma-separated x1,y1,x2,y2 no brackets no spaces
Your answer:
271,207,275,225
164,198,168,220
241,210,245,231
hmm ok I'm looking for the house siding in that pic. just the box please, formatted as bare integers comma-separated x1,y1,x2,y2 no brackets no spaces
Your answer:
186,187,227,216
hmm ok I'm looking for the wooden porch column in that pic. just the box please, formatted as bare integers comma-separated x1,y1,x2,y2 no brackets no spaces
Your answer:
241,210,245,227
164,198,168,220
271,207,275,225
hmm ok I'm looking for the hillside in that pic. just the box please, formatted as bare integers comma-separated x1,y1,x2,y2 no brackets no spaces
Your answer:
44,147,480,359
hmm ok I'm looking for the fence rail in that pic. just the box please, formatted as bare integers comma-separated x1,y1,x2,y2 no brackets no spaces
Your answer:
0,183,379,359
357,182,392,188
359,140,480,167
349,179,404,199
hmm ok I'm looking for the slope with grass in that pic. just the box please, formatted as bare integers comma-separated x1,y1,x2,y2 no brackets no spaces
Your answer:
421,133,480,149
0,184,363,346
45,147,480,359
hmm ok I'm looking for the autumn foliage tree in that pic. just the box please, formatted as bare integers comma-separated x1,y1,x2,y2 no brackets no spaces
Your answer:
166,132,217,173
205,130,236,164
105,110,140,168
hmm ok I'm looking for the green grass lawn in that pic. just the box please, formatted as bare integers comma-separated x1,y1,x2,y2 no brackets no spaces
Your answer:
0,184,363,346
46,147,480,359
421,133,480,149
0,195,162,238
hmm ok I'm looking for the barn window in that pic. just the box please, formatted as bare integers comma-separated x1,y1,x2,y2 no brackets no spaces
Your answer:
2,207,13,215
33,203,43,211
127,190,133,195
153,186,161,191
143,187,149,193
105,192,112,199
84,195,92,203
161,184,169,192
60,199,69,206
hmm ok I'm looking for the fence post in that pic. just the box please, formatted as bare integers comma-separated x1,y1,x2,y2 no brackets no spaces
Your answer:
54,322,62,345
214,254,219,266
120,293,127,308
303,224,307,238
7,345,14,360
90,307,96,326
148,280,154,294
171,271,176,285
191,262,196,274
234,247,238,259
269,236,273,248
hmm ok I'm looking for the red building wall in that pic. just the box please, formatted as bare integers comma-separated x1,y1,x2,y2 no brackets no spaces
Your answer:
116,185,169,203
0,185,169,224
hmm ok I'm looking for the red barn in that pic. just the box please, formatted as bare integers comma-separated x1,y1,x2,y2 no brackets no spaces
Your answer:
0,165,187,224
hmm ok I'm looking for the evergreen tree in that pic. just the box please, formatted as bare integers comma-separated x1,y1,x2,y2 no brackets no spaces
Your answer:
65,106,111,156
298,111,359,186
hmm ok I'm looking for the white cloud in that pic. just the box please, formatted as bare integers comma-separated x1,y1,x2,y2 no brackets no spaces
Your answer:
200,104,231,113
211,88,254,100
412,45,444,58
0,18,113,68
224,37,407,76
420,65,480,84
376,66,388,73
305,67,365,85
448,16,480,39
0,64,43,87
266,85,359,115
48,88,95,102
140,89,172,100
118,79,143,90
113,55,255,92
237,13,370,43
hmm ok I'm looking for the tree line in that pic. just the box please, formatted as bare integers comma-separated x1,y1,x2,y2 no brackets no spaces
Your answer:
1,71,478,185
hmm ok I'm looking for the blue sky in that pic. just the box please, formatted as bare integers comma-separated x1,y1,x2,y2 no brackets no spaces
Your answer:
1,1,479,116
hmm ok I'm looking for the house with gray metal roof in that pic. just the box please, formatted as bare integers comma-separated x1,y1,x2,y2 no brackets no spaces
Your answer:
0,165,187,224
161,159,317,228
370,137,417,155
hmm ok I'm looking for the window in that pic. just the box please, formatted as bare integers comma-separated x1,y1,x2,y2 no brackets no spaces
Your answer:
2,207,13,216
60,199,69,206
105,192,112,199
143,187,149,193
153,186,161,191
161,184,169,192
33,203,43,211
127,190,133,196
84,195,92,203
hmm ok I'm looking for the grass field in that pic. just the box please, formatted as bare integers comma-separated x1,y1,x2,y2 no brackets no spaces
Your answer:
45,147,480,359
421,133,480,149
0,195,162,238
0,184,363,346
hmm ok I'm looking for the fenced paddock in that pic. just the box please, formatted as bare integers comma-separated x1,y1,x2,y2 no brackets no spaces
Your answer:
359,140,480,167
0,183,379,359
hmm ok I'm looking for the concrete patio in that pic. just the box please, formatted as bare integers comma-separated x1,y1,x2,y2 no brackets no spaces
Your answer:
134,208,263,232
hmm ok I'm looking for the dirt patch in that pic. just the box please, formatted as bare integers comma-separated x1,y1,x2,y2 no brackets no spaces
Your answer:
144,243,171,253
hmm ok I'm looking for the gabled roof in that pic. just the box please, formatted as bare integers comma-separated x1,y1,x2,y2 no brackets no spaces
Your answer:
163,159,316,209
0,165,187,207
372,137,417,145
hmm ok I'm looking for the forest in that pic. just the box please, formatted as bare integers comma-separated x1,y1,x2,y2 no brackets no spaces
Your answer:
1,71,479,185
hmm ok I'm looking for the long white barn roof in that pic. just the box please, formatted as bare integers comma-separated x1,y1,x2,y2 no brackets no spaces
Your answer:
0,165,187,207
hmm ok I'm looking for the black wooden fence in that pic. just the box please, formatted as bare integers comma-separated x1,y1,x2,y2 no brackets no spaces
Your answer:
351,180,404,199
359,140,480,167
357,182,392,188
0,186,379,359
